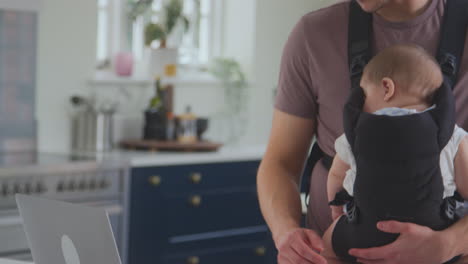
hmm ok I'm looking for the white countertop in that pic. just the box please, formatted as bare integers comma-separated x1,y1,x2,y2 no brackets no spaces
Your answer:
85,144,266,168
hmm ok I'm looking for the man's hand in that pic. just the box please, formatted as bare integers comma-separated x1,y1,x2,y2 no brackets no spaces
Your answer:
276,227,328,264
349,221,456,264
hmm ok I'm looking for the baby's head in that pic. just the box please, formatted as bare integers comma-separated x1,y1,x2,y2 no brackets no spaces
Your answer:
360,44,443,113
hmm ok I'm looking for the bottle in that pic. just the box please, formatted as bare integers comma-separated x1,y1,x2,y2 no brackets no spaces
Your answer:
144,76,166,140
176,106,197,143
149,76,163,110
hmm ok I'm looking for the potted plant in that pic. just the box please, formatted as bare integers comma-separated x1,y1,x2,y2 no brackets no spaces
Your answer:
144,0,189,48
209,58,249,144
144,0,190,77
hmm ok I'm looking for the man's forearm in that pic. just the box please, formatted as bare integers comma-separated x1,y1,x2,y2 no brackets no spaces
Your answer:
257,158,303,243
442,215,468,259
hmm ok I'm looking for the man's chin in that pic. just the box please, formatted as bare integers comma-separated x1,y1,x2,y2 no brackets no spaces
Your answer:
356,0,387,13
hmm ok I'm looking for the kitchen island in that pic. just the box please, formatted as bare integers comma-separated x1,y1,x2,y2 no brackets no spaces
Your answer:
125,145,273,264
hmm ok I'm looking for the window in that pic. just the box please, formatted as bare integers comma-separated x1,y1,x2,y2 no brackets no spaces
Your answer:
97,0,222,68
97,0,110,62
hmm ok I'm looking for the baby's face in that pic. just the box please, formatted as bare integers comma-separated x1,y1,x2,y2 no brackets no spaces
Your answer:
360,76,387,113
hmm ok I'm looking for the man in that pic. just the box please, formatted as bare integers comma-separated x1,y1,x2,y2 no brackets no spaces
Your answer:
257,0,468,263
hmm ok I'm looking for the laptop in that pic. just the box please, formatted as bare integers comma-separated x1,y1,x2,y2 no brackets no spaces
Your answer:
16,194,122,264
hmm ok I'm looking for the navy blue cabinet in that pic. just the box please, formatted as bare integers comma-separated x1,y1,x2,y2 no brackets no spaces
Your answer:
128,160,277,264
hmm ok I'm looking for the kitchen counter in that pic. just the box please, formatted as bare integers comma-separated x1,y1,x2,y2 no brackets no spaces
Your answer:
78,144,266,168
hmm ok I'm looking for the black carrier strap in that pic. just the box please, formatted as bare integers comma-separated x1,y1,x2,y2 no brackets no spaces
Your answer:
437,0,468,88
300,144,333,193
348,0,373,90
426,0,468,149
300,0,372,196
344,0,373,150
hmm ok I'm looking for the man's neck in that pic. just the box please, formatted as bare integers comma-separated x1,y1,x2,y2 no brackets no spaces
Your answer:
376,0,433,22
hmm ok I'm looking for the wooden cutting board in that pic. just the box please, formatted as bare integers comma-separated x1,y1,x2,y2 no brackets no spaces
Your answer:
120,139,223,152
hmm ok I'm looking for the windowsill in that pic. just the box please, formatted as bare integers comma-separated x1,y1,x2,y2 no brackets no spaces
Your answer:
89,71,151,86
89,70,221,87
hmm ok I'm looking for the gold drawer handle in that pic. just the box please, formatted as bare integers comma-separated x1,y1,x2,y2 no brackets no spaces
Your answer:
190,173,202,184
189,195,202,207
255,246,266,256
149,176,162,186
187,256,200,264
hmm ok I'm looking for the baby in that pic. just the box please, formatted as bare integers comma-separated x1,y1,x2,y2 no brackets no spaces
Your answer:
321,44,468,263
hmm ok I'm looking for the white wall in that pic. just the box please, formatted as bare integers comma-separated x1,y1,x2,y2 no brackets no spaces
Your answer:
35,0,337,152
240,0,336,145
221,0,256,80
37,0,97,152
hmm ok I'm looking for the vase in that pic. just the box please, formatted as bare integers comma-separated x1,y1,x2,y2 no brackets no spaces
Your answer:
115,52,134,76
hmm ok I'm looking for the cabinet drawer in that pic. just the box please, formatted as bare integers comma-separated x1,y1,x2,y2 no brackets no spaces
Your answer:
164,188,264,237
133,161,260,193
163,241,272,264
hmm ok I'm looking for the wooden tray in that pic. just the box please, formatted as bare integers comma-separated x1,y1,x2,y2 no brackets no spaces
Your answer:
120,139,223,152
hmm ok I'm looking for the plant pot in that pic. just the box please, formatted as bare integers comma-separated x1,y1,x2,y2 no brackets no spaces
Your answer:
149,47,179,78
143,109,168,140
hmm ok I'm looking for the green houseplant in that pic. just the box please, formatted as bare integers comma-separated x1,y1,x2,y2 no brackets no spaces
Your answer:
209,58,249,143
128,0,153,21
144,0,190,48
127,0,191,77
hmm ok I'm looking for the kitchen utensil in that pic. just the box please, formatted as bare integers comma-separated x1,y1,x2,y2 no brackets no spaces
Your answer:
196,118,209,140
70,96,116,152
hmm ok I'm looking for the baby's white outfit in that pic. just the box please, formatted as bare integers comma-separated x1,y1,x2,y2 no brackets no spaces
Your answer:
335,106,467,198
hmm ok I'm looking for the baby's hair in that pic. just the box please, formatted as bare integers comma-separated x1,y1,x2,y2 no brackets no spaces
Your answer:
363,44,443,103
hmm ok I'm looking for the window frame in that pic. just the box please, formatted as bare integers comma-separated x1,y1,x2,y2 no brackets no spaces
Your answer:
97,0,224,70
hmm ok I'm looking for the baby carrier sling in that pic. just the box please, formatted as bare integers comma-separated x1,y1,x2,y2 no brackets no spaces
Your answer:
326,0,468,262
301,0,468,209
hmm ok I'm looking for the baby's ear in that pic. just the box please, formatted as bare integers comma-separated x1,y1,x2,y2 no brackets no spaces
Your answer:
382,77,395,101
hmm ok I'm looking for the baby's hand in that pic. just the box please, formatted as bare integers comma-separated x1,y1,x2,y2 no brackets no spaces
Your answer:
331,206,344,221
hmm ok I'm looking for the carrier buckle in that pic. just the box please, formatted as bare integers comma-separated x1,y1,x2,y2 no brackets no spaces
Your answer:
329,190,353,206
439,53,457,78
442,197,457,221
344,200,359,224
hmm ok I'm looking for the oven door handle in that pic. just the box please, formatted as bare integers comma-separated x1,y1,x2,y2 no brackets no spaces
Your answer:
0,215,22,227
0,204,122,227
103,204,123,216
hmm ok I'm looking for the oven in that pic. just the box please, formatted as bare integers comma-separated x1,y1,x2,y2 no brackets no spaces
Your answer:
0,2,130,262
0,154,129,263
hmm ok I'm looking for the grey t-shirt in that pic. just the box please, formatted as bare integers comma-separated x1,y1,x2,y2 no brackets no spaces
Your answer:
274,0,468,235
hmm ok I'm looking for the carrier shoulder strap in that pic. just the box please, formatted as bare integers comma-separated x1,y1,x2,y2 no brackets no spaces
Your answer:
437,0,468,88
431,0,468,149
345,0,372,148
348,0,372,90
302,1,371,196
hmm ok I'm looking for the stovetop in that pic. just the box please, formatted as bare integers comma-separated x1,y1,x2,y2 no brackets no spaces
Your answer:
0,152,96,168
0,152,126,208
